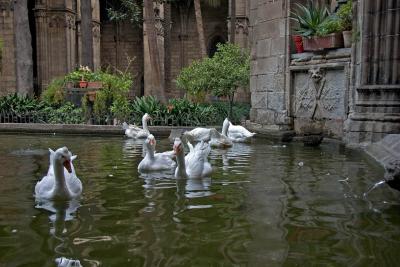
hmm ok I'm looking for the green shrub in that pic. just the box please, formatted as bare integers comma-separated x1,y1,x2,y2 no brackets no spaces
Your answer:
0,93,43,114
316,16,343,36
41,78,65,105
337,0,352,31
40,102,84,124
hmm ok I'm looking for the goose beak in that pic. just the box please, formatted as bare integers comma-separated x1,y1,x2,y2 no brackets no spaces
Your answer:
63,160,72,173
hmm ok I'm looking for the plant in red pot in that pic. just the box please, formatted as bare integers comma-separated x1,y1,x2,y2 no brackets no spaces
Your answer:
292,35,304,53
79,76,88,88
291,1,344,51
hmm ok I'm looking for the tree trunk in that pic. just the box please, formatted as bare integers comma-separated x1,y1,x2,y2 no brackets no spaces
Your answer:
229,91,235,120
230,0,236,43
13,0,33,96
194,0,207,58
80,0,94,70
143,0,165,102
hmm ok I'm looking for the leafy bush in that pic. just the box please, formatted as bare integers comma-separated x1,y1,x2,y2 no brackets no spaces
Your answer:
316,16,343,36
0,93,43,114
40,102,84,124
337,0,352,31
41,78,65,105
176,43,250,118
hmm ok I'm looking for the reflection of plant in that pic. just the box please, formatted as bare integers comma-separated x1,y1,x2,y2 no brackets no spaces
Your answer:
337,0,352,31
291,1,330,37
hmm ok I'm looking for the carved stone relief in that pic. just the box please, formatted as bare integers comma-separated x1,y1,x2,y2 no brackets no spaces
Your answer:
294,66,345,120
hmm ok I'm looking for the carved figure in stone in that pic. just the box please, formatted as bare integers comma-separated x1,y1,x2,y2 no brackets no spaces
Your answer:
295,66,341,119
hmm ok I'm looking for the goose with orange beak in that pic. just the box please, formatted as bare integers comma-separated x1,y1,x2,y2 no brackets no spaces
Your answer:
35,147,82,200
173,138,212,179
138,135,176,172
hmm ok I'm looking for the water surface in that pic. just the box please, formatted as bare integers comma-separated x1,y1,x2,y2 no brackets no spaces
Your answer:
0,134,399,266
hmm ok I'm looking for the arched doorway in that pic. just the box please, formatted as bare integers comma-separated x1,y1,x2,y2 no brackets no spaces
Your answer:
207,35,226,57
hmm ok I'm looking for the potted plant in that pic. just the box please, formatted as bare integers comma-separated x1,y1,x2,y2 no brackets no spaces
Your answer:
292,35,304,53
79,76,88,88
337,0,352,48
291,1,344,51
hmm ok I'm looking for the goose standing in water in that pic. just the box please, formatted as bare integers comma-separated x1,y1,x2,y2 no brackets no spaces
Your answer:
138,135,176,172
227,119,256,142
35,147,82,200
123,113,152,139
173,138,212,179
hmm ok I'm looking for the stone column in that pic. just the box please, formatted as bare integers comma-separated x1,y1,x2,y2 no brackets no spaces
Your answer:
0,1,17,95
35,1,77,90
92,0,101,71
248,0,291,131
80,0,93,70
229,0,249,49
143,1,165,100
344,0,400,144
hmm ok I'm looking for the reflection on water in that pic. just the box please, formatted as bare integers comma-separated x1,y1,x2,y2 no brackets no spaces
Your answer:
0,134,399,266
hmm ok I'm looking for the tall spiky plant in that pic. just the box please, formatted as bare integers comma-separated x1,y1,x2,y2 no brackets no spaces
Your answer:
291,1,330,37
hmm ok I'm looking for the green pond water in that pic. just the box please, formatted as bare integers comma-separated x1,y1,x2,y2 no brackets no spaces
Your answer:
0,134,399,266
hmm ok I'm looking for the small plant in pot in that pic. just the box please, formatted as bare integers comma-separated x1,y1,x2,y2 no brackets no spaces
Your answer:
291,1,344,51
337,0,353,48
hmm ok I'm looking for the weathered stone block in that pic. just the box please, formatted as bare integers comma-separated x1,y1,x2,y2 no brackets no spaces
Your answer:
251,92,267,109
267,91,284,111
257,56,278,74
256,38,271,58
257,73,275,92
271,37,285,56
256,20,280,40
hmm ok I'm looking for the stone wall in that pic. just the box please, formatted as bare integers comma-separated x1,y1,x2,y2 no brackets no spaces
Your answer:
101,21,143,97
249,0,290,130
169,2,228,99
290,50,351,138
344,0,400,144
0,1,16,95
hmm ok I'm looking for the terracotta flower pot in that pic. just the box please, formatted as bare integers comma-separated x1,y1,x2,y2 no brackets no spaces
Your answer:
342,30,352,48
292,35,304,53
79,80,88,88
87,81,103,89
302,33,344,51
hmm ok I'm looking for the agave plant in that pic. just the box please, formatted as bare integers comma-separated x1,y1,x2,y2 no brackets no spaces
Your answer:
291,1,330,37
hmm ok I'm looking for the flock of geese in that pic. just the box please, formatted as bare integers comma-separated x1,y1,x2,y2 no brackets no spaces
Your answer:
34,113,256,202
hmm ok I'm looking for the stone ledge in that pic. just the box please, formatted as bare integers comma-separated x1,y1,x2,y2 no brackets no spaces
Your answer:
244,121,295,141
365,134,400,168
0,123,213,137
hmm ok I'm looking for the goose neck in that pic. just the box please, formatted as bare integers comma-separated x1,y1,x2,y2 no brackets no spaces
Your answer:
142,117,149,132
52,158,69,197
175,150,187,178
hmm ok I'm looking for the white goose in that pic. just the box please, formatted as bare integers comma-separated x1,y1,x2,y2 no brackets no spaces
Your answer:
123,113,152,139
138,135,176,172
183,119,232,148
173,138,212,179
209,118,233,148
227,119,256,142
35,147,82,200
